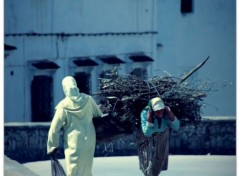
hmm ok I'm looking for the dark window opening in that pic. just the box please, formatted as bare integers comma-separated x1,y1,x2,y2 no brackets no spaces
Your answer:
74,72,91,94
181,0,193,14
31,75,53,122
99,67,119,80
130,68,147,79
99,68,119,93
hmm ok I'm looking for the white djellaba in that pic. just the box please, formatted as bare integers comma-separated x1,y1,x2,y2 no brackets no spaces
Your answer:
47,76,103,176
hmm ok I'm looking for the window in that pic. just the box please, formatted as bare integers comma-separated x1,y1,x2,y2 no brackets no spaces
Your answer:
128,54,152,80
130,67,147,79
31,75,53,122
74,72,91,94
181,0,193,14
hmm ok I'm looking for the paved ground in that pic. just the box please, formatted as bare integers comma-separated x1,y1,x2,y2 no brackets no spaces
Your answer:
4,156,38,176
22,155,236,176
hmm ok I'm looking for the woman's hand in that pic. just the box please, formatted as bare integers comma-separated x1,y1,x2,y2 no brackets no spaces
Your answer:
147,110,154,127
164,106,175,121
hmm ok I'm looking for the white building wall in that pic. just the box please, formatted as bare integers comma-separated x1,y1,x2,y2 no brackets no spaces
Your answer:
4,0,157,122
5,0,234,122
155,0,236,116
4,0,155,33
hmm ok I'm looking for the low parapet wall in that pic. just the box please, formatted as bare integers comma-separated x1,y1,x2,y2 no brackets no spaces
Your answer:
4,116,236,163
170,117,236,155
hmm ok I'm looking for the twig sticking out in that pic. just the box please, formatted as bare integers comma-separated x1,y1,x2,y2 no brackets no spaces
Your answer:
180,56,210,83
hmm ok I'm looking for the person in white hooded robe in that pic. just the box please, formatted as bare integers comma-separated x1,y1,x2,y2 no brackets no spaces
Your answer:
47,76,103,176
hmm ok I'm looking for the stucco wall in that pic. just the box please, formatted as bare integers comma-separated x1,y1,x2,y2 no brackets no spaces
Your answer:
4,117,236,163
4,0,236,123
5,0,155,33
156,0,236,116
4,0,157,123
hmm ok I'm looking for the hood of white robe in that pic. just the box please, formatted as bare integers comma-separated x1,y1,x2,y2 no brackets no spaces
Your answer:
57,76,90,112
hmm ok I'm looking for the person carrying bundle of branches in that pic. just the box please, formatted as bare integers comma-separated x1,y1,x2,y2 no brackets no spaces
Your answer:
93,57,210,145
137,97,180,176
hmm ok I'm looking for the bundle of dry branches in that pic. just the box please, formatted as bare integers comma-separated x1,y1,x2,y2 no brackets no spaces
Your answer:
93,57,210,142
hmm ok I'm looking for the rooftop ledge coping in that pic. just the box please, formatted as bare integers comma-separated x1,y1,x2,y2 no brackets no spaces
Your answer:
4,116,236,127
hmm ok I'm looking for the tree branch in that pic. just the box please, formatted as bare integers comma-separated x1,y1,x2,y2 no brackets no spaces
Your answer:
180,56,210,83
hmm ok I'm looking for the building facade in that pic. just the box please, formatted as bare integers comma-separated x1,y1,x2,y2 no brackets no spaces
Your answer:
4,0,157,122
4,0,236,122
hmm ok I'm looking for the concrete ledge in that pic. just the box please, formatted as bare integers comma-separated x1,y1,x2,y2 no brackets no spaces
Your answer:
202,116,235,121
4,122,51,127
